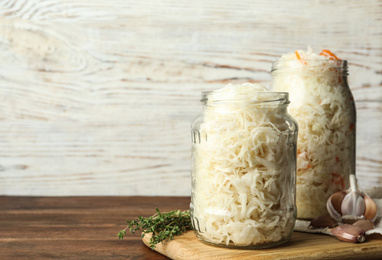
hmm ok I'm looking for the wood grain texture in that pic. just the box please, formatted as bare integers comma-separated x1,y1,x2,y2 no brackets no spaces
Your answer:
0,196,191,259
142,230,382,260
0,0,381,195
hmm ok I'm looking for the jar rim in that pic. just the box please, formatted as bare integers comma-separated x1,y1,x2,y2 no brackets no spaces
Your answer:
201,91,290,106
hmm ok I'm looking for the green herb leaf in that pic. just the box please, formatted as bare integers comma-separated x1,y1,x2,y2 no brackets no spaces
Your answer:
117,209,192,249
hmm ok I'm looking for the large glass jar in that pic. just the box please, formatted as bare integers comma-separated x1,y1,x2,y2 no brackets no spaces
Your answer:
271,52,356,219
190,83,298,249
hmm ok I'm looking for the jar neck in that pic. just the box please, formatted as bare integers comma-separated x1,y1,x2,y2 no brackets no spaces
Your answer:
201,91,290,109
271,59,348,77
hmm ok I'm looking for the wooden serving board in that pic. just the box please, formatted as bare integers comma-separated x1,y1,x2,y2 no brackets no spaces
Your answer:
143,231,382,260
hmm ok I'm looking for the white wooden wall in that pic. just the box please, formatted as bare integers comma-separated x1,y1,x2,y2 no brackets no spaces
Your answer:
0,0,381,196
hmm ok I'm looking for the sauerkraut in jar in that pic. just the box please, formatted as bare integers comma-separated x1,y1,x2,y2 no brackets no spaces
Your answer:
271,48,356,219
190,83,297,249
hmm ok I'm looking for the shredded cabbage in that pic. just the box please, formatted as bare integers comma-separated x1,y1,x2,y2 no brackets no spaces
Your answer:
272,48,356,219
191,83,296,247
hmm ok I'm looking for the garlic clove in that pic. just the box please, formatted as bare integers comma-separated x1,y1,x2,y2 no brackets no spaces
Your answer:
330,224,366,243
363,195,378,221
341,191,366,217
327,191,346,221
309,215,338,229
353,219,374,232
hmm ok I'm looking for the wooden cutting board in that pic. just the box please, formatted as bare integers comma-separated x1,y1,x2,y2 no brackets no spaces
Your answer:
142,231,382,259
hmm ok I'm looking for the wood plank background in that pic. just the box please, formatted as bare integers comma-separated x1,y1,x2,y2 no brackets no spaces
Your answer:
0,0,381,196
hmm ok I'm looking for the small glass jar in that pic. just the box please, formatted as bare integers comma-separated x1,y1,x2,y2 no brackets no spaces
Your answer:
190,89,297,249
271,58,356,219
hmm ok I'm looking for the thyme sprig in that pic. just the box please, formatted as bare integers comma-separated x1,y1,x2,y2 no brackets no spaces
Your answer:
117,208,192,249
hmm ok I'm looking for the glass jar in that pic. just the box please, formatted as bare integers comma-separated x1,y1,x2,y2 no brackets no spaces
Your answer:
271,59,356,219
190,89,297,249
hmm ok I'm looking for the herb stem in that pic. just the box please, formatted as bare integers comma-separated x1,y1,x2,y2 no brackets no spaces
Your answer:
117,208,192,249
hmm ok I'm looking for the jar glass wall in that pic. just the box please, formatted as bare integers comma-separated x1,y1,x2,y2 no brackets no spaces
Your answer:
190,86,298,249
271,58,356,219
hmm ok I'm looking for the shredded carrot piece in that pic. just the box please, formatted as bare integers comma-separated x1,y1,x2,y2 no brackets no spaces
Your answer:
349,123,355,131
331,173,345,190
295,51,307,65
338,75,342,83
295,50,302,60
335,156,339,162
320,49,340,60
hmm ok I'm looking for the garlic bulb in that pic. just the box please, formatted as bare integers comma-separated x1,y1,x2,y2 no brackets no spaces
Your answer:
327,174,377,222
341,174,365,217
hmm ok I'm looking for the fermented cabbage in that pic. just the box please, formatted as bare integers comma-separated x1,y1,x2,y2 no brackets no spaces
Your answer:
191,83,296,248
271,48,356,219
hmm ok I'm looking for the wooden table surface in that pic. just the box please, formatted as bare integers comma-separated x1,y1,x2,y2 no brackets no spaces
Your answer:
1,196,382,260
0,196,188,259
